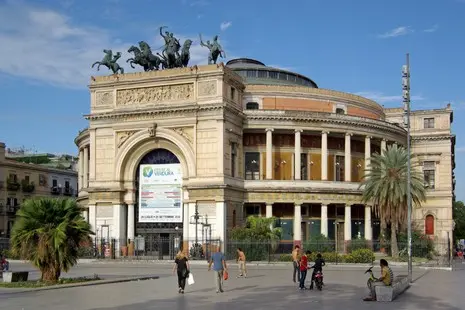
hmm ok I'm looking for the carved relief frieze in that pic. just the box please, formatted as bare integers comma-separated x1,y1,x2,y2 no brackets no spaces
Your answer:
172,127,194,145
116,130,138,148
197,80,217,97
116,84,194,107
94,91,114,107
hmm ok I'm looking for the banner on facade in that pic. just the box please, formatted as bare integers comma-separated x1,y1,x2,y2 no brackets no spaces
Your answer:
138,164,182,223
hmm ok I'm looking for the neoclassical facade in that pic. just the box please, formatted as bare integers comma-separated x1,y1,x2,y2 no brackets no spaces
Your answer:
75,58,455,255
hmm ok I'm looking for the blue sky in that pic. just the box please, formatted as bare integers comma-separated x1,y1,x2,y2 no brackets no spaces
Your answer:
0,0,463,198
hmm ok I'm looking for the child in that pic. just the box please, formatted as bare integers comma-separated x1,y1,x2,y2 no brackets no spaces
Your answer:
309,253,325,290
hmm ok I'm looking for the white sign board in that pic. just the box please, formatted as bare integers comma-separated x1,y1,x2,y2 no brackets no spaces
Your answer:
139,164,182,223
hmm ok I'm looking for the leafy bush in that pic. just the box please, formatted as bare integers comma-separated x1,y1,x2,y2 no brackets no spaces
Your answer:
303,234,336,253
347,238,370,253
345,249,375,263
1,249,20,260
189,243,204,259
398,231,435,259
229,242,270,261
278,254,293,262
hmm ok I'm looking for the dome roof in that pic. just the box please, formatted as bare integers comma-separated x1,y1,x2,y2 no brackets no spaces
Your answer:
226,58,318,88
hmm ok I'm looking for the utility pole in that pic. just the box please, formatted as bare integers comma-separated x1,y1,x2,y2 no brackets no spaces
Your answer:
402,53,413,283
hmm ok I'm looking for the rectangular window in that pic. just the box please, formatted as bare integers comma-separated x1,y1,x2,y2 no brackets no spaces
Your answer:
279,73,287,80
52,179,58,187
246,70,256,78
8,174,17,182
230,87,236,100
25,175,30,183
300,153,308,180
244,152,260,180
258,71,267,78
335,155,345,182
244,204,261,217
423,161,436,189
424,118,435,129
269,71,278,79
65,181,70,188
231,143,237,177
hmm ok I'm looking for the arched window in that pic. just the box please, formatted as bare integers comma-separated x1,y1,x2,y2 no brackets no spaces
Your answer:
425,215,435,235
246,102,259,110
335,108,345,115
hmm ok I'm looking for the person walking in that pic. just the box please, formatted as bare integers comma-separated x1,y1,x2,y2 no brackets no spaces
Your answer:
172,251,190,294
292,245,301,283
236,247,247,278
208,246,228,293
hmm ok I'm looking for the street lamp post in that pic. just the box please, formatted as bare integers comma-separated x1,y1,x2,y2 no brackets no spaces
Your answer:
189,204,203,259
402,53,413,283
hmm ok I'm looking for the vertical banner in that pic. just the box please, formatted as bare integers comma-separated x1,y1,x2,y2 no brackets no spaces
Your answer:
139,164,182,223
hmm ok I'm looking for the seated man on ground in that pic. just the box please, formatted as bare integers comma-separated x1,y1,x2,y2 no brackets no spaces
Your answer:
363,259,394,301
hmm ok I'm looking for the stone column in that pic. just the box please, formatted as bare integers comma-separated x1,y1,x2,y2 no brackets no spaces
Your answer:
182,203,190,254
82,209,89,222
266,203,273,218
321,131,328,181
83,147,89,188
79,149,84,190
127,203,135,241
365,136,371,170
321,204,328,237
345,133,352,182
216,201,226,252
344,204,352,241
381,139,387,153
364,205,372,241
294,129,302,180
266,128,274,180
294,204,302,246
88,204,96,238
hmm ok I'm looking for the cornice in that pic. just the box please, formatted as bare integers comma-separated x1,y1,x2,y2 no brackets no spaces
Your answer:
412,135,454,141
244,110,406,137
74,128,90,146
89,64,228,88
0,160,78,176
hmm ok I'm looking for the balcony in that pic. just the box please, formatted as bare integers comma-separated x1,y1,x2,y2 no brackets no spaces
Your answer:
21,180,35,193
50,186,62,195
63,187,74,196
5,204,20,214
6,178,20,191
243,180,363,194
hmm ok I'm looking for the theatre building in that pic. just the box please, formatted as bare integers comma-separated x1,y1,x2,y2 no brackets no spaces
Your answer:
75,58,455,256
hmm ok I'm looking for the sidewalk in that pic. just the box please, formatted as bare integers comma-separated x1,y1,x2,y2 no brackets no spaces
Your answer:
7,258,451,270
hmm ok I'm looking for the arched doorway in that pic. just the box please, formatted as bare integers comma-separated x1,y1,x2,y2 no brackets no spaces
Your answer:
134,148,183,259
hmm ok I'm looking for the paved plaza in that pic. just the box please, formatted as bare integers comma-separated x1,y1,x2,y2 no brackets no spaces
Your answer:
0,262,463,309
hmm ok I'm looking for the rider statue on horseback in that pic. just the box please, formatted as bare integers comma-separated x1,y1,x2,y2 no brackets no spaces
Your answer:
91,49,124,74
199,34,226,64
160,26,182,69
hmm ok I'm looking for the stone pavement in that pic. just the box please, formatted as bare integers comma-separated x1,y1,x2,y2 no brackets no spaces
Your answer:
0,262,463,309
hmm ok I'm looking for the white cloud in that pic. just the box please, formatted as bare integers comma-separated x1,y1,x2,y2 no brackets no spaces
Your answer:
378,26,414,38
355,91,425,104
220,21,232,31
0,2,220,89
424,24,439,33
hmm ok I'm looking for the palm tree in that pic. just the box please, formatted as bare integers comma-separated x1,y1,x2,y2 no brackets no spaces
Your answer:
359,144,426,258
10,198,93,282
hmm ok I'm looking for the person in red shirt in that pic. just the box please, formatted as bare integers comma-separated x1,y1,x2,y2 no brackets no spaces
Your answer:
1,255,9,272
299,250,311,290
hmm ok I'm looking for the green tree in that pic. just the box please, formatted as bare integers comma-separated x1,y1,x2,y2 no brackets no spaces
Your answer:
453,201,465,240
10,198,93,282
230,216,282,261
359,144,426,258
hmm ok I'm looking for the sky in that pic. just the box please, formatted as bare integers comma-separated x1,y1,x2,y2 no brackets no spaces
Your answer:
0,0,463,198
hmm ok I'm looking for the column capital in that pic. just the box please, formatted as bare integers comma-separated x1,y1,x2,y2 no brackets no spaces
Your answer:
345,132,353,137
322,131,330,135
345,203,352,207
382,138,387,142
294,129,303,133
265,128,274,133
294,202,303,207
365,135,372,140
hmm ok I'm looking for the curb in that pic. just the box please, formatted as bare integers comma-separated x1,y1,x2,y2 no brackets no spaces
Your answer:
0,275,159,295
